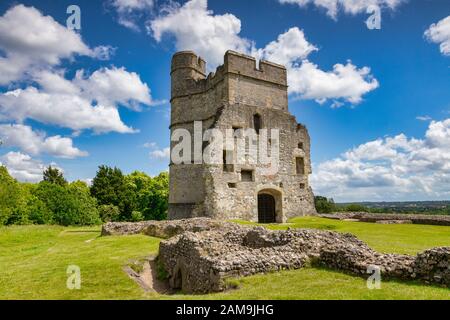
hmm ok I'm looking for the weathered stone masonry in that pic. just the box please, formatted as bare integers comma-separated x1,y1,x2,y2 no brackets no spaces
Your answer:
169,50,316,222
102,219,450,293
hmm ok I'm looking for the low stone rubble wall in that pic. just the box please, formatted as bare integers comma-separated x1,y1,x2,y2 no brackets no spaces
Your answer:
103,218,450,293
319,212,450,226
158,223,450,293
101,218,234,238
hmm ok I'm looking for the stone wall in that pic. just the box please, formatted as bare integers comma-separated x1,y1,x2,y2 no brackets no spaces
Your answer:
156,220,450,293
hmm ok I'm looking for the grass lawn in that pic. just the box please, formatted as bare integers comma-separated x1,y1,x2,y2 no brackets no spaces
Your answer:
0,217,449,300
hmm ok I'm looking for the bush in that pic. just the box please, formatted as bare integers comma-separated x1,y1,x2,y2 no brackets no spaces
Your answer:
314,196,337,213
131,210,144,222
98,204,121,222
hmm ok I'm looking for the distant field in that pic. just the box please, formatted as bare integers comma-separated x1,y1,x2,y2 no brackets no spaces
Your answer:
0,218,449,300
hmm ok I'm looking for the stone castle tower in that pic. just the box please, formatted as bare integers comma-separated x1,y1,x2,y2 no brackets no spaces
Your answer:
169,50,316,222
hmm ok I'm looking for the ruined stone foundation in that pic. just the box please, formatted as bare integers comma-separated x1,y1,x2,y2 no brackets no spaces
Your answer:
101,219,450,294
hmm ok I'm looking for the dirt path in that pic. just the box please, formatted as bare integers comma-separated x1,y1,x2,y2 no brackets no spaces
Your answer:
124,257,172,294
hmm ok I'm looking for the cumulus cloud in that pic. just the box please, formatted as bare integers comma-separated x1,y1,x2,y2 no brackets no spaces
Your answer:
425,15,450,56
0,67,154,134
145,141,170,160
0,5,112,85
0,152,53,182
255,27,378,105
254,27,318,66
149,0,253,68
150,147,170,160
0,124,87,158
287,60,379,104
149,1,378,105
278,0,405,19
311,118,450,201
108,0,154,31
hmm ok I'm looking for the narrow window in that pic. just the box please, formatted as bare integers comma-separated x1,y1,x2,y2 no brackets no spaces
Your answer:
296,157,305,175
298,142,304,150
228,183,237,188
300,183,306,189
253,114,262,134
241,170,254,182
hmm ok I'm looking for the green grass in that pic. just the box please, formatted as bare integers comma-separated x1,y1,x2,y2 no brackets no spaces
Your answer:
0,217,449,300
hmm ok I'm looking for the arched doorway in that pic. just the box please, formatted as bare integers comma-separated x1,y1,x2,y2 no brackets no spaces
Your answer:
258,193,276,223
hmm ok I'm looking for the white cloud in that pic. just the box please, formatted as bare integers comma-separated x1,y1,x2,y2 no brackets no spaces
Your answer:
0,124,87,159
149,0,253,68
424,15,450,56
416,115,431,121
287,60,379,104
0,67,154,134
255,28,378,105
278,0,404,19
109,0,154,31
150,147,170,160
0,151,51,182
254,27,317,66
112,0,154,11
143,141,157,148
0,5,111,85
74,67,153,110
311,118,450,201
149,0,378,105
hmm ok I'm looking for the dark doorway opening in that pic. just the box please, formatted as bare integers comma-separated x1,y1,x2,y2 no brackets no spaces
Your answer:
258,194,276,223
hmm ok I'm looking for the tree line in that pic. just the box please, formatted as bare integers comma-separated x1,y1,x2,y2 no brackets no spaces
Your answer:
0,165,168,226
314,196,450,215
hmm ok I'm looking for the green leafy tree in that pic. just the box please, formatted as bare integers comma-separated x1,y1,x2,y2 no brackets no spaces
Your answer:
0,166,23,225
126,171,169,221
314,196,337,214
43,166,67,186
90,166,135,220
34,181,100,226
344,203,368,212
98,204,121,222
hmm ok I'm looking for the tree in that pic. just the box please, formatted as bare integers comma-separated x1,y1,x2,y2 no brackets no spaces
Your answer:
90,165,135,220
34,180,100,226
126,171,169,221
98,204,121,222
0,166,23,225
314,196,337,214
344,203,368,212
43,166,67,186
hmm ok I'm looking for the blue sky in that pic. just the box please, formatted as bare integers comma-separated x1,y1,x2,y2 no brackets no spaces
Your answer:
0,0,449,202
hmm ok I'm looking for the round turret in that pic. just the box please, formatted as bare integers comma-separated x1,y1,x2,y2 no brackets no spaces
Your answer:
171,51,206,99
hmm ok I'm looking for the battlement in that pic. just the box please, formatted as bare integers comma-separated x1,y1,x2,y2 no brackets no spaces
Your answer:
223,50,287,86
171,51,206,77
171,50,288,102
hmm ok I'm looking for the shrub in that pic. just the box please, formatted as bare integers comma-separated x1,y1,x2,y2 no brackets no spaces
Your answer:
314,196,337,213
131,210,144,222
98,204,121,222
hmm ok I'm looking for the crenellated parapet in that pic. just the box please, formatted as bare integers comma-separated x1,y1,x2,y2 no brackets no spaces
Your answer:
170,50,288,104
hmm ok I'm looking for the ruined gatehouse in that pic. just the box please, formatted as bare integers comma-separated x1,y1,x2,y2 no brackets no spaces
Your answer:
169,50,316,222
